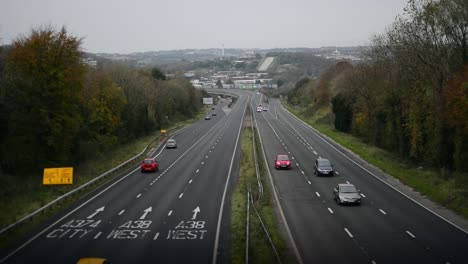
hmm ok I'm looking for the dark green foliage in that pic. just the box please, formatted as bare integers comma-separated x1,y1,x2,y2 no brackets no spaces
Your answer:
332,94,353,133
151,67,166,80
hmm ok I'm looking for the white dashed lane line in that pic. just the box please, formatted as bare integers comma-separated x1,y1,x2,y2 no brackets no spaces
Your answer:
313,151,318,155
361,193,366,198
196,169,199,173
189,179,193,184
335,171,339,175
179,193,184,199
379,209,387,215
344,228,354,238
153,232,160,240
118,210,125,215
308,181,312,185
136,194,142,199
316,192,321,197
406,231,416,238
168,210,173,216
328,208,334,214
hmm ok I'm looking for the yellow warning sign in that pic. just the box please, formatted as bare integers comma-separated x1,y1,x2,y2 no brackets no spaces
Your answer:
43,167,73,185
161,129,167,133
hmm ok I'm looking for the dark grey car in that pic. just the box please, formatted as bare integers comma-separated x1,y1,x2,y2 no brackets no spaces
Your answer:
314,158,334,176
334,183,361,205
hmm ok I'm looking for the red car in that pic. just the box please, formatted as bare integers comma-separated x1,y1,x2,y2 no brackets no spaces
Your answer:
141,158,158,172
275,154,291,169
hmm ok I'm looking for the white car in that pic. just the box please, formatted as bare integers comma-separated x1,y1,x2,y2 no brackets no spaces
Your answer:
166,139,177,148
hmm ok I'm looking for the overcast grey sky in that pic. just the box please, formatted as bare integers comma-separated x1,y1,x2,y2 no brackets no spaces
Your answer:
1,0,408,54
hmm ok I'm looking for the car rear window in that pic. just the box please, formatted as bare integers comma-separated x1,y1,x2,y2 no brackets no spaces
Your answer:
340,185,357,193
318,159,331,166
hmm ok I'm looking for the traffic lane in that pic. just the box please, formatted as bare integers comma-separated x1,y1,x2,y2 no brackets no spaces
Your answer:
274,102,468,262
258,111,441,263
2,112,236,263
155,117,242,263
256,114,368,263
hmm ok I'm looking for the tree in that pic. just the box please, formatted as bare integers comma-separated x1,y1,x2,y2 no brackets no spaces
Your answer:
1,26,86,172
151,67,166,80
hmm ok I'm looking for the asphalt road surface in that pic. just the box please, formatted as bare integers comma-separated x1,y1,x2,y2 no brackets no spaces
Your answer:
249,92,468,264
1,94,248,264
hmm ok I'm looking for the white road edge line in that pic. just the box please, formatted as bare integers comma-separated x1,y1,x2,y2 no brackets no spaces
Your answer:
406,230,416,238
344,228,354,238
212,94,248,264
250,97,304,264
282,105,468,234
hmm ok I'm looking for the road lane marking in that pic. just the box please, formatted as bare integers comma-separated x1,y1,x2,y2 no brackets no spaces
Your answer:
189,179,193,184
316,192,320,197
179,193,184,199
328,208,334,214
118,210,125,215
379,209,387,215
406,231,416,238
308,181,312,185
205,156,208,159
301,170,304,174
371,261,376,264
346,181,350,184
94,232,102,239
344,228,354,238
201,162,205,165
319,156,322,159
361,193,366,198
196,169,199,173
153,232,160,240
313,151,318,155
292,156,295,159
335,171,339,175
136,194,142,198
168,210,173,216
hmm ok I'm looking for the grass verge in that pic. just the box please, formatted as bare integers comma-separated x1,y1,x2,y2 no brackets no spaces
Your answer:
231,110,288,264
285,103,468,219
0,111,205,247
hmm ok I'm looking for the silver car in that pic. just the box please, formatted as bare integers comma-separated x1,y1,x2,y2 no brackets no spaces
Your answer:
166,139,177,149
334,183,361,205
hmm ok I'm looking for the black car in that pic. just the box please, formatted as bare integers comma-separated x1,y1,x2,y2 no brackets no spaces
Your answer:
314,158,334,176
333,184,361,205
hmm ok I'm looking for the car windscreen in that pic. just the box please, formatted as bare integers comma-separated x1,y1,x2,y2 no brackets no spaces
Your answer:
340,185,357,193
143,160,153,164
277,155,289,161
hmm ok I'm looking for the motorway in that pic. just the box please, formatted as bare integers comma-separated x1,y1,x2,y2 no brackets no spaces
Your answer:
0,94,248,263
249,91,468,264
2,89,468,264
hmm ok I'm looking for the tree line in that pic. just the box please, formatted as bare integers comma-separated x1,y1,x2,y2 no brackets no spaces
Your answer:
0,26,207,175
288,0,467,172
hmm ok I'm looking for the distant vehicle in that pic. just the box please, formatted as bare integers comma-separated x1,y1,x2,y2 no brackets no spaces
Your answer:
274,154,291,169
141,158,158,172
77,258,111,264
263,107,268,111
256,92,260,94
333,183,361,205
257,107,262,112
212,112,217,116
205,115,211,120
166,139,177,148
314,158,334,176
211,107,215,110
